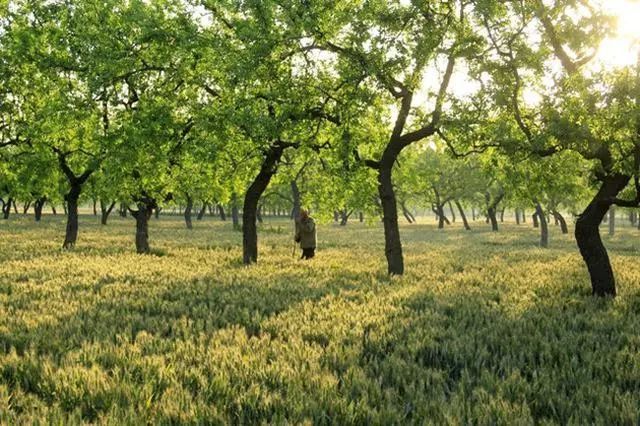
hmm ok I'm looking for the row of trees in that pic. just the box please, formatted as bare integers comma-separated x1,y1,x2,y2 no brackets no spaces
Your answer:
2,0,640,297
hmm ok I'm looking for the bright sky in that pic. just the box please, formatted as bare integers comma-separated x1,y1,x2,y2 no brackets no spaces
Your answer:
596,0,640,69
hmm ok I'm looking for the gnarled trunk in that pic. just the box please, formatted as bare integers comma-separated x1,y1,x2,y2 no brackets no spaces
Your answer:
100,200,116,225
455,200,470,231
575,174,630,297
131,198,156,254
34,197,46,222
184,196,193,230
535,202,548,248
63,185,81,249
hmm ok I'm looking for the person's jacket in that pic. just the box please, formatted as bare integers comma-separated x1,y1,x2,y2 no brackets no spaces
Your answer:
295,217,316,249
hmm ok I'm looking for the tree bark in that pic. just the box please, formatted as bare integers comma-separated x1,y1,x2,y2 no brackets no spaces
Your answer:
515,208,521,225
184,195,193,230
242,144,288,264
340,209,352,226
197,202,207,221
131,198,156,254
23,201,31,215
63,185,81,249
575,174,630,297
608,206,615,236
435,204,450,229
34,197,46,222
552,210,568,234
155,206,161,219
499,207,505,223
290,180,301,219
100,200,116,225
378,161,404,274
455,200,471,230
359,212,364,223
92,199,97,216
217,203,227,221
448,200,456,222
2,197,12,219
535,202,548,248
51,205,57,215
12,200,17,214
257,204,263,223
401,201,414,224
231,195,240,230
532,212,539,228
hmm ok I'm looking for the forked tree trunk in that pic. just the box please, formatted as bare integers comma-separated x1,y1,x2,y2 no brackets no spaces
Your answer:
340,209,352,226
23,201,31,214
455,200,470,230
184,196,193,230
100,200,116,225
487,207,499,231
535,202,548,248
197,202,207,220
34,197,46,222
575,174,630,297
2,197,12,219
552,210,568,234
435,204,450,229
131,198,156,254
218,204,227,221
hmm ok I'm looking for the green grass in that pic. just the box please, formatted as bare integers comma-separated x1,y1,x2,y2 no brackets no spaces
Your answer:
1,213,640,424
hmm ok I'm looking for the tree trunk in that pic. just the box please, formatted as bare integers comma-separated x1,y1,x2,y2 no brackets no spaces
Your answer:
471,208,476,221
448,200,456,222
532,212,539,228
197,202,207,220
218,203,227,221
231,195,239,230
378,162,404,275
63,185,81,249
92,199,97,216
34,197,46,222
436,204,450,229
12,200,17,214
455,200,470,230
552,210,568,234
51,205,57,215
340,209,352,226
487,207,499,231
257,204,263,223
515,208,521,225
359,212,364,223
401,201,414,224
120,203,127,217
499,207,505,223
608,206,615,236
184,196,193,230
100,200,116,225
535,202,548,248
290,180,301,219
23,200,31,215
131,198,156,254
2,197,12,219
155,206,161,219
522,209,526,223
242,145,286,264
333,211,339,222
575,174,630,297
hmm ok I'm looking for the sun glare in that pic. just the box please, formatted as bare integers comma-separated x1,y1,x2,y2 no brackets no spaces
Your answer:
596,0,640,68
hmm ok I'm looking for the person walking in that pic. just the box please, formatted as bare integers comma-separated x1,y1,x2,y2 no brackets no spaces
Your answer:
295,209,316,260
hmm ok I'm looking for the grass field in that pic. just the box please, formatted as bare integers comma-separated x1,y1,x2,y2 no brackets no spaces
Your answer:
1,214,640,424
